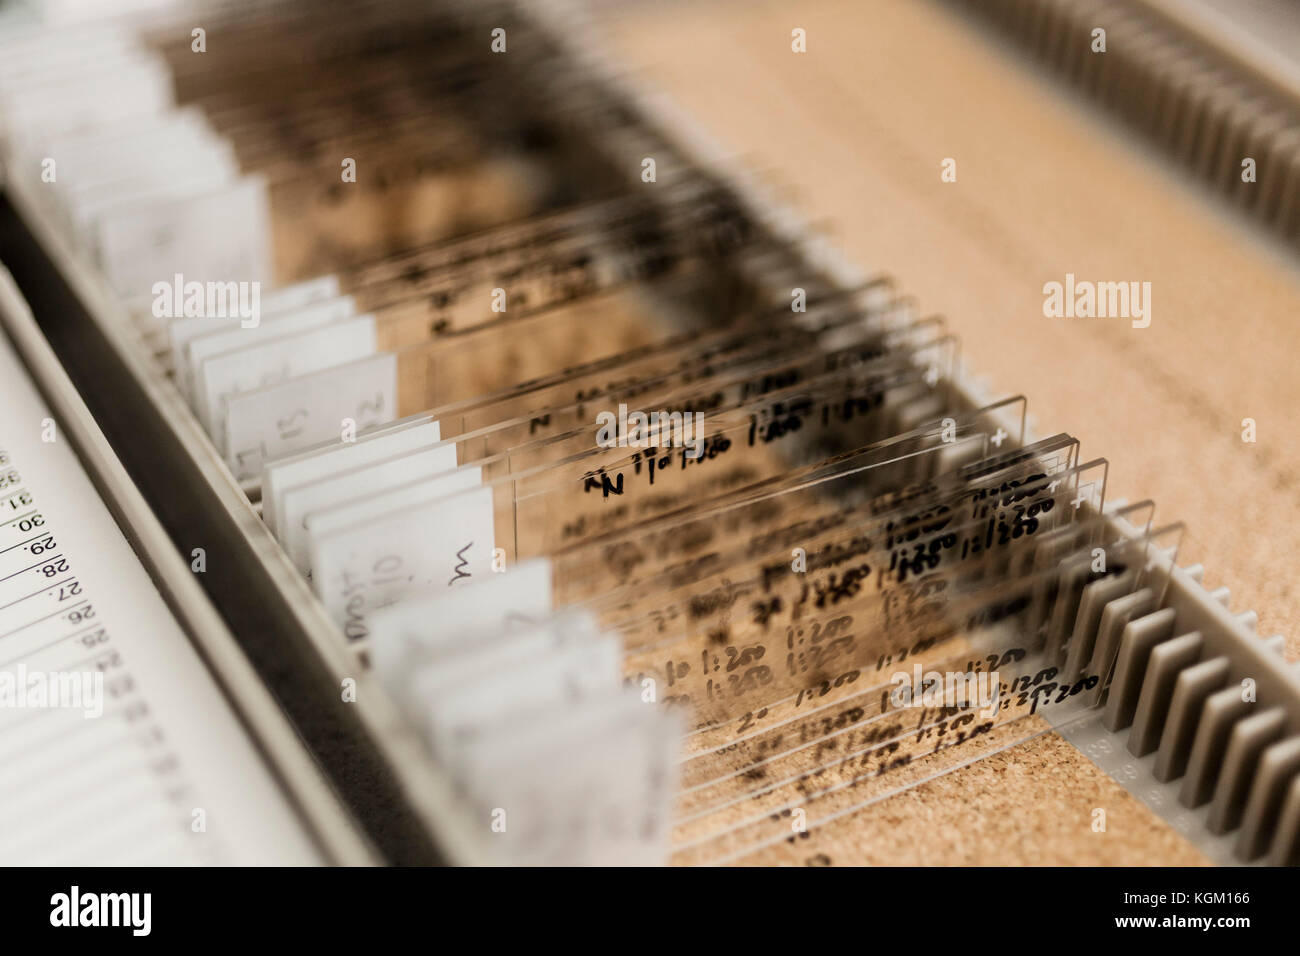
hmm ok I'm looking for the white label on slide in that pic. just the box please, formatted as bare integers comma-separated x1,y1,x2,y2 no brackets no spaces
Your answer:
223,352,397,480
260,416,436,536
280,441,458,576
171,290,353,400
310,484,497,641
96,176,272,301
196,313,374,440
367,557,553,687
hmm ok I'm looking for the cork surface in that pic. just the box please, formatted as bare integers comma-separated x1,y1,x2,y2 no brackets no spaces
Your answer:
730,724,1210,866
596,0,1300,864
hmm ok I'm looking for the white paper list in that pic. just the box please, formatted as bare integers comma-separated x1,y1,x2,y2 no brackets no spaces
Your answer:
0,329,322,865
